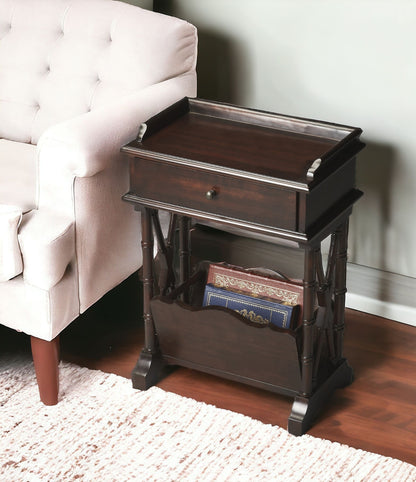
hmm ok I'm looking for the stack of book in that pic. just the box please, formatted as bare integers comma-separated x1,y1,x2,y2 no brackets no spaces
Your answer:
202,262,303,330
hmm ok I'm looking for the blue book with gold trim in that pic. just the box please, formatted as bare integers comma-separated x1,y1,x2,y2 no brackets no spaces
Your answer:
202,284,298,329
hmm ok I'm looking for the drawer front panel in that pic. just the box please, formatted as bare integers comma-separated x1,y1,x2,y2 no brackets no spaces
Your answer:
129,157,297,231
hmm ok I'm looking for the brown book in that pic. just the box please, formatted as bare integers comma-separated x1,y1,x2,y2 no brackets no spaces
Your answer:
206,262,304,322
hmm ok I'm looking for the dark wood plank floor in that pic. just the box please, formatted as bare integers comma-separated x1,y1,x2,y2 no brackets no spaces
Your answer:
2,275,416,466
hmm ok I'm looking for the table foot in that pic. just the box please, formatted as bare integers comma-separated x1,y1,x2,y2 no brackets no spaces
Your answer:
287,359,353,436
131,349,171,390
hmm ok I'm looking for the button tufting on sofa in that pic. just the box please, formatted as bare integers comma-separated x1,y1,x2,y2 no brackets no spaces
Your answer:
0,0,197,405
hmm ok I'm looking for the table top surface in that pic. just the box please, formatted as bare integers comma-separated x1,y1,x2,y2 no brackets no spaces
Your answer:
123,98,363,187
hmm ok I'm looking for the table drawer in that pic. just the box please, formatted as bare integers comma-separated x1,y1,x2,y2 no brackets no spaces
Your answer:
129,157,297,231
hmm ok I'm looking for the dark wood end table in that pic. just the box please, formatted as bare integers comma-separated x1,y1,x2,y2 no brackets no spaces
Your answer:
122,97,364,435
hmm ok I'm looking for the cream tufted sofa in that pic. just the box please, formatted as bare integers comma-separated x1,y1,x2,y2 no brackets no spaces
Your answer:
0,0,197,403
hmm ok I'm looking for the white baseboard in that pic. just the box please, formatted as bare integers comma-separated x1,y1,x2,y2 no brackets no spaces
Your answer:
346,263,416,327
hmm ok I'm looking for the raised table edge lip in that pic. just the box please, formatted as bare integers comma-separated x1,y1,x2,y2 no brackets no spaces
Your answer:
121,97,365,191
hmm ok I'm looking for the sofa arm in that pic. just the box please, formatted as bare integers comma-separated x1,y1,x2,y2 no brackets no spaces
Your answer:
18,209,75,290
37,73,196,179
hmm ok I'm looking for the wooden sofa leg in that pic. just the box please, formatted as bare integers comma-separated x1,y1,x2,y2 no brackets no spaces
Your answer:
31,336,60,406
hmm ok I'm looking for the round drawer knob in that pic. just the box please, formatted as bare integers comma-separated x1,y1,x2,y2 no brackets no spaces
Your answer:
205,189,217,200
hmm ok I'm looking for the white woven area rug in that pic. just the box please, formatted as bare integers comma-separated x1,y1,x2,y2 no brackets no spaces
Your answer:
0,354,415,482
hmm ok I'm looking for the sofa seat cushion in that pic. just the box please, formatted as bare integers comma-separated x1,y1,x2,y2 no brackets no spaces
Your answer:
0,140,37,212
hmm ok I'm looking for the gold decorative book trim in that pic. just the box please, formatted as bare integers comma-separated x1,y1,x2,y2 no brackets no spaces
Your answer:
235,309,269,325
212,273,300,305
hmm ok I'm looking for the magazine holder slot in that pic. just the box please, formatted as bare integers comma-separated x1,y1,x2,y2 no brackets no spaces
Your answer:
151,296,302,395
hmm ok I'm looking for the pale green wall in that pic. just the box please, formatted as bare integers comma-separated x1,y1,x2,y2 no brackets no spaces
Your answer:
155,0,416,280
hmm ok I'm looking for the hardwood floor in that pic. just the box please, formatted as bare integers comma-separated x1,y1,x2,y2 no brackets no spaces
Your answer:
2,276,416,466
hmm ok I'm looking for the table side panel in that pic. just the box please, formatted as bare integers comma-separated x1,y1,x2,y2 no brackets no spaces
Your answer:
302,158,357,233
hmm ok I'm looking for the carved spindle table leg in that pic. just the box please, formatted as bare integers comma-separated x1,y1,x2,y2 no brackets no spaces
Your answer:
151,211,176,295
333,220,349,362
288,245,317,435
288,221,354,436
324,234,337,362
131,207,166,390
178,216,191,303
142,208,155,354
313,248,325,381
301,245,317,397
315,244,336,364
167,213,178,250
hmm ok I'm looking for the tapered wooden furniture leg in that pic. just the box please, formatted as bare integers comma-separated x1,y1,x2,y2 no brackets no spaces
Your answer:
131,207,168,390
288,245,317,435
288,222,353,436
142,207,155,355
31,336,60,406
333,220,349,362
178,215,191,303
301,245,317,398
151,211,176,295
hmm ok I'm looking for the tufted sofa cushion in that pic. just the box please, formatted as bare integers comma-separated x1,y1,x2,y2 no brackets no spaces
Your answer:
0,0,197,144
